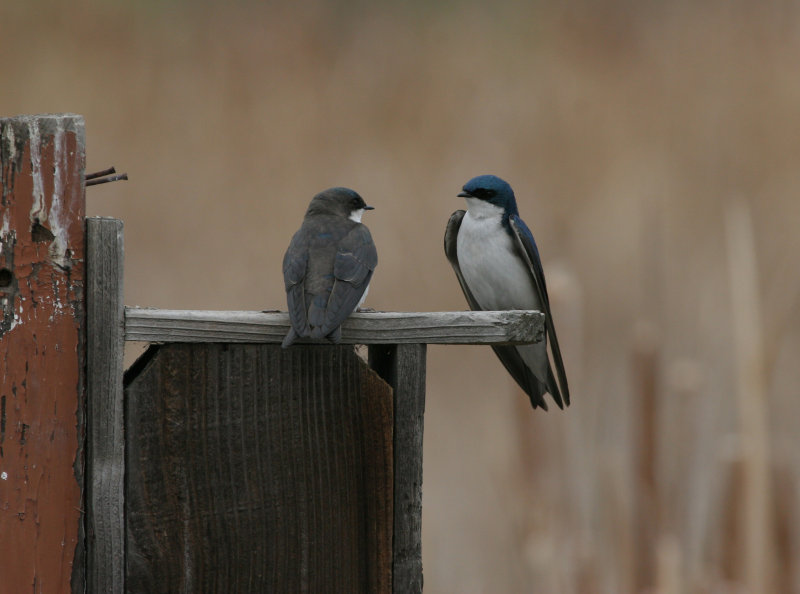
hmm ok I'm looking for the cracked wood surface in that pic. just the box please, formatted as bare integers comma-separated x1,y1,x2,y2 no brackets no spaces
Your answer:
0,114,86,592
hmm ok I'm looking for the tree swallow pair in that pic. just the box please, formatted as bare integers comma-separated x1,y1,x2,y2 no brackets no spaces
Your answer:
282,187,377,348
445,175,570,410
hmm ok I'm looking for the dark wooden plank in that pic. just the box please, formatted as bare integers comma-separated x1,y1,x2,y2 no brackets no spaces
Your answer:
86,217,125,593
0,114,86,592
124,308,546,345
369,344,426,594
124,344,393,593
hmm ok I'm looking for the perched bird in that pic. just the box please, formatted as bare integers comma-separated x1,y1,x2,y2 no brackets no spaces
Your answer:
282,187,377,348
444,175,569,410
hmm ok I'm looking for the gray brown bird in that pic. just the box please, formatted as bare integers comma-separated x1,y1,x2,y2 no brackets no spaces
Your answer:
282,187,377,348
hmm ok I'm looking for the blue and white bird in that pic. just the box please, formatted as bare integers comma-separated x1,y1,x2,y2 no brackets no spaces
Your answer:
282,187,377,348
444,174,569,410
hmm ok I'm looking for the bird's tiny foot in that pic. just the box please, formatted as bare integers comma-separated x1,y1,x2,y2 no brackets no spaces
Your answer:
356,307,376,313
261,309,281,313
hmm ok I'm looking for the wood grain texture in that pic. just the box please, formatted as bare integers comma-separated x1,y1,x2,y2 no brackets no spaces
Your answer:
124,344,393,593
369,344,426,594
86,218,125,593
124,308,545,345
0,114,86,592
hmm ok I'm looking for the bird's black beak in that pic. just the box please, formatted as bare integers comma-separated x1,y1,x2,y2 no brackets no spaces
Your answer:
364,205,375,210
457,190,472,198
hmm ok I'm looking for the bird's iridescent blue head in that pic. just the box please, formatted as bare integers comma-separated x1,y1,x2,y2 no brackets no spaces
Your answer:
458,175,518,212
458,175,519,222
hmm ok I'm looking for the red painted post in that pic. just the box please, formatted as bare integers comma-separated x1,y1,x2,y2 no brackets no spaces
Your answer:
0,114,86,592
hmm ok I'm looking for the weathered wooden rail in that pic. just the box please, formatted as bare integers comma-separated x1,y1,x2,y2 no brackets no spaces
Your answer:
2,114,546,593
123,308,544,344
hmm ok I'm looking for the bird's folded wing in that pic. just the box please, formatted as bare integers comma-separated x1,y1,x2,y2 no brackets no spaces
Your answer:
320,225,378,336
282,230,310,334
508,215,570,406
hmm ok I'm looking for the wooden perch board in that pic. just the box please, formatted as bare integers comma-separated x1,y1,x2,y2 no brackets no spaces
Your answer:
124,309,545,345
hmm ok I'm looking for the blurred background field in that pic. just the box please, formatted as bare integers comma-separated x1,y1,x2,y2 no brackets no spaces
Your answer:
2,0,799,591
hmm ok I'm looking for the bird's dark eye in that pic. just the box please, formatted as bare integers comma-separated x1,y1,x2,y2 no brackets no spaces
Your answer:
485,189,497,198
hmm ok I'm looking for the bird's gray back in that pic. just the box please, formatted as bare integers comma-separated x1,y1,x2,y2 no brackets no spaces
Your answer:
288,214,355,291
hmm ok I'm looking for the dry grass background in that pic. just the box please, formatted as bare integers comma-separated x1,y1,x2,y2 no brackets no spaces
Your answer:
3,0,799,591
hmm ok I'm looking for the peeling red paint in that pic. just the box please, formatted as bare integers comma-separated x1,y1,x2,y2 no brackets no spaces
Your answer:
0,115,85,592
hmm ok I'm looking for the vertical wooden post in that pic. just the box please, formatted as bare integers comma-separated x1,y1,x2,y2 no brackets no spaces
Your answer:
86,218,125,593
369,344,427,594
0,114,86,591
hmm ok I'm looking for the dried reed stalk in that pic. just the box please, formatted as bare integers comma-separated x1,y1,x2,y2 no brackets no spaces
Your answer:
724,199,773,593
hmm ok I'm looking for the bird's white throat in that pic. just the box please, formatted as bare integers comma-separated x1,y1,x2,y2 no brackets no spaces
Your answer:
464,197,505,220
349,209,365,223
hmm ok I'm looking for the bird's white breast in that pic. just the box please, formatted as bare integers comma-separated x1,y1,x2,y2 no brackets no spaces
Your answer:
457,207,540,311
